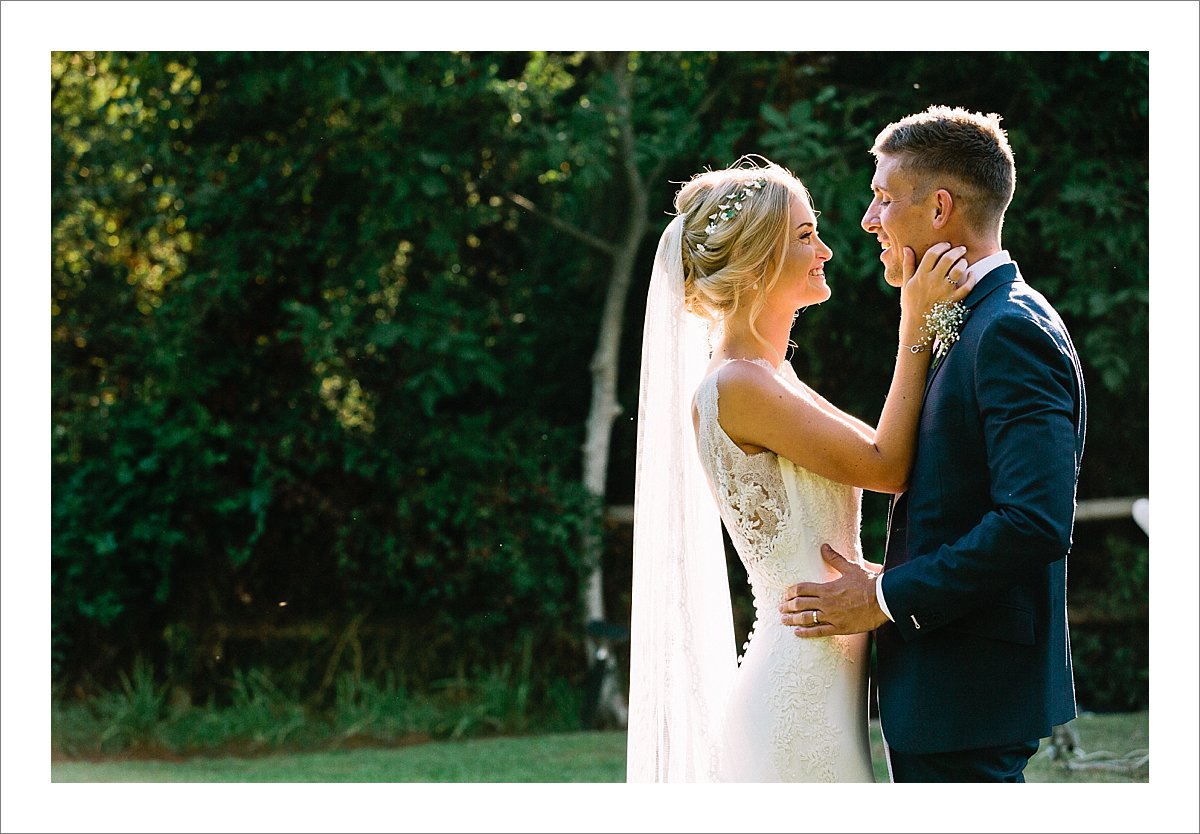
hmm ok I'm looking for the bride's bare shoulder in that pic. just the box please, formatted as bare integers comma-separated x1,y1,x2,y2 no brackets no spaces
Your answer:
713,359,785,405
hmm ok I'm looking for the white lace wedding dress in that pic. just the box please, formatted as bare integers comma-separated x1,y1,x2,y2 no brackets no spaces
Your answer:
694,358,875,782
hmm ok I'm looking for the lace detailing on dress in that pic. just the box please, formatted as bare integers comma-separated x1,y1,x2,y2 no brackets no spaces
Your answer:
695,361,789,570
762,627,844,782
696,359,864,592
695,359,873,782
700,362,792,590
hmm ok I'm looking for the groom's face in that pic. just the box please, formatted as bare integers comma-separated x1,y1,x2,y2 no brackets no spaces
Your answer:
862,153,940,288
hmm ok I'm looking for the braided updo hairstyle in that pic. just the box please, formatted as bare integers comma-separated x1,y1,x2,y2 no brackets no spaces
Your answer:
676,155,812,338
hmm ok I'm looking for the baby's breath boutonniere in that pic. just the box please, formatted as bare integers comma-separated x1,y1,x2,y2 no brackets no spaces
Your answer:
924,300,968,361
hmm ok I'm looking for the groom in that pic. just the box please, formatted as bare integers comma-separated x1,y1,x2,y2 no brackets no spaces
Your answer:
779,106,1086,782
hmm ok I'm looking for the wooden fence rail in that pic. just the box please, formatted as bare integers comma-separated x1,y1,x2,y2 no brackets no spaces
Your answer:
606,496,1149,526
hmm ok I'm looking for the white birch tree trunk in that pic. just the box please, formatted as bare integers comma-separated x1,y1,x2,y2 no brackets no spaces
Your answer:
577,54,646,728
506,53,668,727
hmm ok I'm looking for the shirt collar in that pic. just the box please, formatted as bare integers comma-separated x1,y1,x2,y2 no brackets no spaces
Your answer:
966,249,1012,283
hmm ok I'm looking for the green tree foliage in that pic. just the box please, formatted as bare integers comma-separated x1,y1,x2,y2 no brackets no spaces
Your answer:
52,51,1147,712
52,52,596,701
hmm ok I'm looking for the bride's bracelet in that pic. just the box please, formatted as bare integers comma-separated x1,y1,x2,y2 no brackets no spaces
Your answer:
901,335,931,354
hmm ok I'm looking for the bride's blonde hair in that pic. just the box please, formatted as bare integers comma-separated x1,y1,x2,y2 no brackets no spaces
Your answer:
676,155,812,341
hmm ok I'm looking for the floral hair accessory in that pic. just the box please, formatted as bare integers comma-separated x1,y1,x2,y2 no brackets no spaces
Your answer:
923,300,968,360
693,178,767,252
705,178,766,234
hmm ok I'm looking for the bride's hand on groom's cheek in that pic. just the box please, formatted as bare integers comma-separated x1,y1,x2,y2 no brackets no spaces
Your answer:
908,243,982,302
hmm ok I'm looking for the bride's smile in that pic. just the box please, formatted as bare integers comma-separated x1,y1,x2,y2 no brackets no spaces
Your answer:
775,192,833,308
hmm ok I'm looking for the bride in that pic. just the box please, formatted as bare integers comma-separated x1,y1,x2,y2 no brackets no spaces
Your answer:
626,156,974,782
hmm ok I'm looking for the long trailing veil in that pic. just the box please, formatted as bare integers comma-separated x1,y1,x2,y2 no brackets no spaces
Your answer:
626,214,737,782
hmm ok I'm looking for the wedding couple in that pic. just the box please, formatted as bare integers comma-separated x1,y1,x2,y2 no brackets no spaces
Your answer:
626,105,1087,783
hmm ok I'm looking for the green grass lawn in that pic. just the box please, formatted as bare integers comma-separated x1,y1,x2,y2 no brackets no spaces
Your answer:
52,711,1146,783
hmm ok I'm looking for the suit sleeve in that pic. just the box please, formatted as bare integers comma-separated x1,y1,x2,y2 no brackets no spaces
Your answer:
880,309,1082,638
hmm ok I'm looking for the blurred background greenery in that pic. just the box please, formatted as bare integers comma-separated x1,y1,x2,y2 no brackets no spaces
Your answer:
50,50,1148,754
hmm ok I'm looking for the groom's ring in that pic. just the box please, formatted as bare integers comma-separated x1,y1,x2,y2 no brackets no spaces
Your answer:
810,610,820,626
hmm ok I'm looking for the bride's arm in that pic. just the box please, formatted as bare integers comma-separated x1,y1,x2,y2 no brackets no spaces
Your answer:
797,381,877,439
719,243,972,494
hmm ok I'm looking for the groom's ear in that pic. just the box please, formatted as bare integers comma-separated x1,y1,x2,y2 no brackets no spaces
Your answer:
931,189,954,230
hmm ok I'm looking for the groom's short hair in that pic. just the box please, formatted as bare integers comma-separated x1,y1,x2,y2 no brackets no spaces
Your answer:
871,106,1015,234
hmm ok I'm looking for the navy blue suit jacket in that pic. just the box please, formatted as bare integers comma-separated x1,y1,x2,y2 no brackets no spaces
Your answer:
876,262,1086,754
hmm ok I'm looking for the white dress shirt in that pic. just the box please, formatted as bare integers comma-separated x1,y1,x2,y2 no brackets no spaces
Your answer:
875,249,1013,623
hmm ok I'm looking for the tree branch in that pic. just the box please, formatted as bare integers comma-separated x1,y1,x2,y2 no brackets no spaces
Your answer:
503,191,618,258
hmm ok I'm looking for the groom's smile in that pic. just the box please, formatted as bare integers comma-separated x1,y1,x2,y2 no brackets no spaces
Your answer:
862,153,940,289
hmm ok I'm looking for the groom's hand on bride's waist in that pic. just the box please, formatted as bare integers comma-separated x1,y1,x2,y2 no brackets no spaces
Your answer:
778,544,889,638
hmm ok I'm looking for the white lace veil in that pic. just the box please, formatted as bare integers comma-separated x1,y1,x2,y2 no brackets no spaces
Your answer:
626,214,736,782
